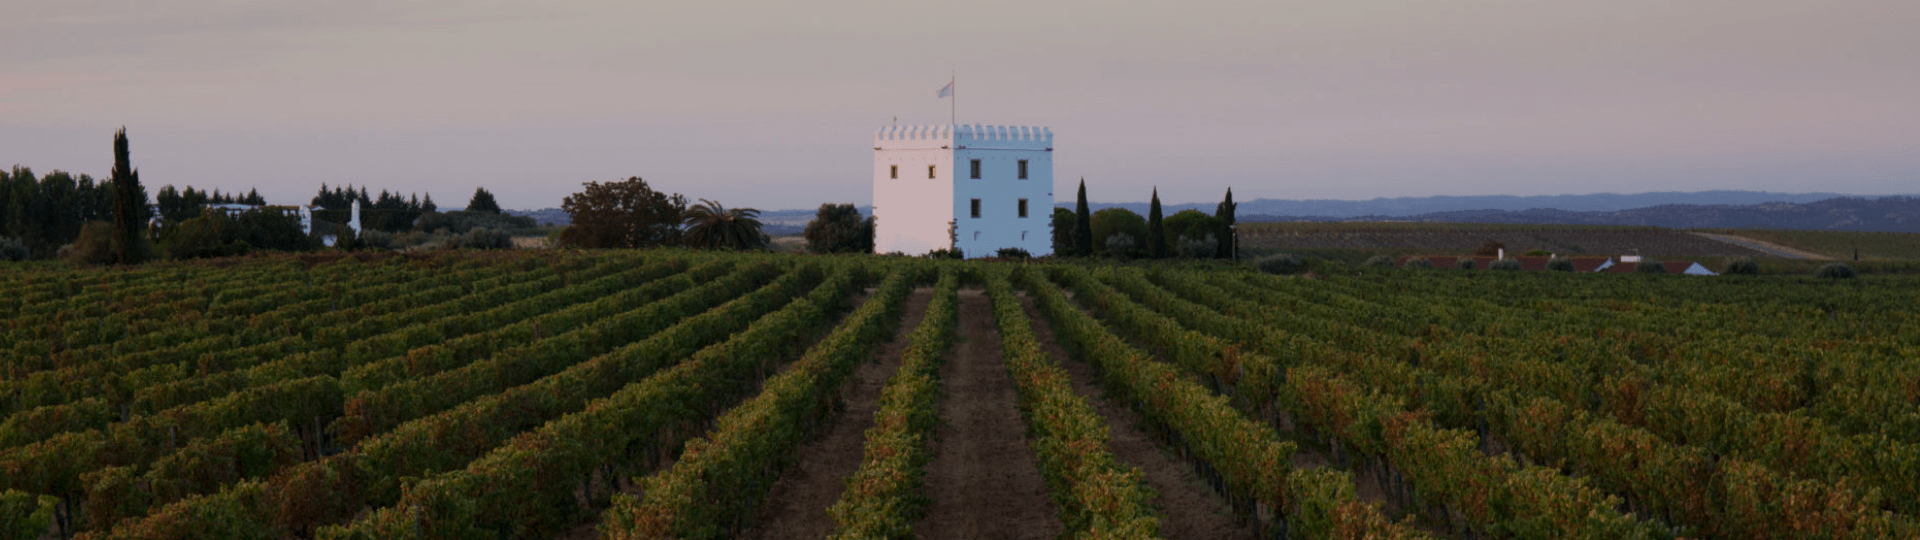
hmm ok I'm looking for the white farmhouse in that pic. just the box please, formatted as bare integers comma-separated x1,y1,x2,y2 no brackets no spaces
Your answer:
872,124,1053,258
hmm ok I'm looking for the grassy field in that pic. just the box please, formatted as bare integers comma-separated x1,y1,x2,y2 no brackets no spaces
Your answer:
1696,228,1920,261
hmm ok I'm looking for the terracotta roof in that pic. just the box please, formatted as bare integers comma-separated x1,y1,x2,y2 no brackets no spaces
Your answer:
1517,256,1551,271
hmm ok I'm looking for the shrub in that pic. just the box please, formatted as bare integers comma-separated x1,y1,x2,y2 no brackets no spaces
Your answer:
1724,257,1760,275
924,248,963,260
1635,259,1667,274
995,247,1031,260
1402,256,1434,269
1524,249,1552,256
60,221,120,264
1173,234,1216,259
459,227,512,249
1546,257,1575,272
1254,253,1304,275
1104,234,1136,261
1490,259,1522,271
0,237,28,262
1457,257,1476,270
1817,263,1857,279
360,229,396,250
1363,255,1395,267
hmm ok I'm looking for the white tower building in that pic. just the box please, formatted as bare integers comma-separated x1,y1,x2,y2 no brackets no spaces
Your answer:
872,124,1053,258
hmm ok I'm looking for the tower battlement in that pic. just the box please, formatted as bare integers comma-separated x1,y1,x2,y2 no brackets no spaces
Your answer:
874,124,1052,150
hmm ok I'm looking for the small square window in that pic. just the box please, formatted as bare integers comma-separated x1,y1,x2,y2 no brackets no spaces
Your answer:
970,198,981,218
1018,198,1028,218
1017,160,1028,179
890,165,898,179
970,159,981,179
929,165,936,179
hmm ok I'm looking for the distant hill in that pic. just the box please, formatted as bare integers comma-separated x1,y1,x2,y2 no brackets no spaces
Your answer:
1243,196,1920,233
1055,190,1866,218
503,208,571,227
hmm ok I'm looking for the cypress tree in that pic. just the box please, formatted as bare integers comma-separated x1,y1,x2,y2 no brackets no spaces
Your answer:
1214,187,1236,259
1073,178,1092,255
1146,187,1166,259
109,128,149,264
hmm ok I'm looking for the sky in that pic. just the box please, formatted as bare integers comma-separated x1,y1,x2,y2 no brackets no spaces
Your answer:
3,0,1917,210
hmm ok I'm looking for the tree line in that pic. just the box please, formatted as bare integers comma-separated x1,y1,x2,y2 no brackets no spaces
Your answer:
1049,179,1238,260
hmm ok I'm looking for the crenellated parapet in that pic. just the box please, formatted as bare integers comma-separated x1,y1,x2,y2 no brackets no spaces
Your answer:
874,124,1052,150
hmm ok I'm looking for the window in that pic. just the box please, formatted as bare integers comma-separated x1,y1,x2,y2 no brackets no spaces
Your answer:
970,159,981,179
928,165,936,179
970,198,981,218
1018,198,1029,218
889,165,898,179
1017,160,1028,179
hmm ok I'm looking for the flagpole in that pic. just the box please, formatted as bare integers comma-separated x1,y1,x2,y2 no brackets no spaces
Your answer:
950,75,956,125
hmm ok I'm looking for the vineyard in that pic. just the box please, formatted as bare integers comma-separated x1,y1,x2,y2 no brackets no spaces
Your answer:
1236,223,1772,259
3,250,1918,539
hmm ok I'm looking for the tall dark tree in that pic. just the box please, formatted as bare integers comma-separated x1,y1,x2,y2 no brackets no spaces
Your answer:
109,128,151,264
1146,187,1166,259
559,177,686,249
803,203,874,254
1215,187,1236,259
1073,178,1092,256
467,187,502,214
683,199,767,251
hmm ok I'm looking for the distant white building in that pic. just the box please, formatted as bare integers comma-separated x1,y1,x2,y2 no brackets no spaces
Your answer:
872,124,1053,258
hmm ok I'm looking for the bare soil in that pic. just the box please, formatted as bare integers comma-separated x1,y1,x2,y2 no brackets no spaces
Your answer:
735,287,937,540
1015,293,1257,540
915,289,1063,540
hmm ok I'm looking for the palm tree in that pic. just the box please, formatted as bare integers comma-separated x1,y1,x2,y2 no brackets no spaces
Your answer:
683,198,768,251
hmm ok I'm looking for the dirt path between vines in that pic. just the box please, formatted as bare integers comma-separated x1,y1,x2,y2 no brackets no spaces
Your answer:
736,287,936,540
1016,293,1258,540
915,288,1063,540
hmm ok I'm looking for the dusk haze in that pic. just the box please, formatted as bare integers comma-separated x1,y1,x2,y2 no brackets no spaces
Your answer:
4,0,1917,210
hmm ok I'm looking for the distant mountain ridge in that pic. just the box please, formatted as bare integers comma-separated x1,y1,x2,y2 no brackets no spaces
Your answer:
1055,190,1866,218
1262,196,1920,233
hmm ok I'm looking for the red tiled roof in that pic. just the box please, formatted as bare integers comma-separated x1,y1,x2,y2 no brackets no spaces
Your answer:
1571,257,1611,272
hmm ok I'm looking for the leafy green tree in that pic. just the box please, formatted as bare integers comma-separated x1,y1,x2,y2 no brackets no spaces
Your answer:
1074,178,1092,255
559,176,686,249
1050,207,1076,255
1215,187,1236,259
1089,207,1146,258
467,187,502,214
684,198,767,251
802,203,874,254
1146,187,1166,259
109,128,152,264
1162,209,1221,258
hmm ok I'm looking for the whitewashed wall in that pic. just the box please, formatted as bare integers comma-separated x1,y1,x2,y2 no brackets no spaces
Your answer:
873,124,1053,258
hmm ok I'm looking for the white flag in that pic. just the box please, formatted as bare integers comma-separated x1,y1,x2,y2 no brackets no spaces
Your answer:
936,81,953,99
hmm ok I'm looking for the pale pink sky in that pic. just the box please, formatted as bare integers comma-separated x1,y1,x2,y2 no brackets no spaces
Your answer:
3,0,1916,209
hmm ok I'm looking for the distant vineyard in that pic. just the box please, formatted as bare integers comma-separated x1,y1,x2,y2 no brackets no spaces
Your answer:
1694,228,1920,261
1238,222,1770,258
3,251,1917,539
